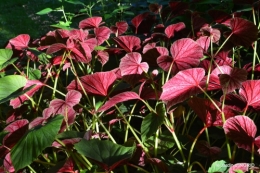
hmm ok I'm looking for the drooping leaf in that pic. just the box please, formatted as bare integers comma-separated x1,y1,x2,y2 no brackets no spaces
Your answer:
119,52,149,76
8,34,30,50
79,16,103,29
74,139,135,171
113,36,141,52
160,68,205,108
67,71,117,96
223,115,256,152
10,80,44,109
0,75,27,102
164,22,185,38
98,92,140,112
0,49,13,65
94,26,111,45
141,103,165,142
224,17,258,47
239,80,260,111
11,115,63,171
157,38,203,74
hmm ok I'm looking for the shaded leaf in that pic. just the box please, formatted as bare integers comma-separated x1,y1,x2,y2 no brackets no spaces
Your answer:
11,115,63,171
131,12,150,34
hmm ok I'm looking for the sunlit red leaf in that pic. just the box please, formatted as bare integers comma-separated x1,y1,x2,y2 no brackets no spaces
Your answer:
225,18,258,47
200,26,221,44
65,90,82,107
8,34,30,50
79,16,103,29
160,68,205,108
214,51,233,66
229,163,249,173
239,80,260,111
164,22,185,38
110,21,128,36
10,80,44,109
157,38,203,74
94,26,111,45
67,71,117,96
113,36,141,52
119,52,149,76
223,115,256,152
98,91,140,112
131,12,150,34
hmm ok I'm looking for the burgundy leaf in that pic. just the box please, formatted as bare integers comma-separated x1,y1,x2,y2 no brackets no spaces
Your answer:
46,43,67,54
119,52,149,76
113,36,141,52
110,21,128,36
239,80,260,111
10,80,44,109
157,38,203,74
223,115,256,152
67,71,117,96
168,2,189,17
131,12,150,34
225,18,258,47
79,16,103,29
221,94,247,112
98,91,140,112
229,163,249,173
200,26,221,44
57,158,75,173
195,140,221,158
96,50,109,66
94,26,111,45
142,47,168,67
164,22,185,38
208,10,232,26
4,153,14,173
147,158,168,172
214,51,233,66
8,34,30,50
149,3,162,14
160,68,205,108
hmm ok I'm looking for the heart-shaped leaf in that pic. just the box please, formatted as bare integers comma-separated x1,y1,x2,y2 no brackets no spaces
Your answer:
119,52,149,76
11,115,63,171
0,49,13,65
113,36,141,52
160,68,205,108
8,34,30,50
164,22,185,38
131,12,150,34
79,16,103,29
157,38,203,74
67,71,117,96
110,21,128,36
74,139,135,171
94,26,111,45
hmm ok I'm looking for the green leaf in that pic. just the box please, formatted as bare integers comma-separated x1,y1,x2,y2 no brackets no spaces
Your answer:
123,11,135,16
0,58,18,71
0,49,13,65
36,8,53,15
65,0,85,5
0,75,27,100
11,115,63,171
57,131,85,139
94,46,107,51
141,103,165,142
74,139,135,169
27,68,41,80
0,130,9,145
208,160,228,173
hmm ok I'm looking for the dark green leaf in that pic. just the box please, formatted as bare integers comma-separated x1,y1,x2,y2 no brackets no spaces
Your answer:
0,58,18,71
65,0,85,5
11,115,63,171
36,8,53,15
57,131,85,139
0,130,9,145
74,139,135,169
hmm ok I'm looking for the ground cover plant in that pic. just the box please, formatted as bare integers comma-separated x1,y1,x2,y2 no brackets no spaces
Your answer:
1,0,260,172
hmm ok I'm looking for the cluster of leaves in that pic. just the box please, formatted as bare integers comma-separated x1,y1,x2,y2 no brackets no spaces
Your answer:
1,0,260,173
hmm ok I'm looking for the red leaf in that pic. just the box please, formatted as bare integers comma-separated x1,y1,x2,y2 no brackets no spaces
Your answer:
113,36,141,52
79,16,103,29
98,91,140,112
4,153,15,173
57,158,75,173
147,158,168,172
214,51,233,66
65,90,82,107
67,71,117,96
208,10,232,26
9,34,30,50
94,26,111,45
111,21,128,36
225,18,258,47
47,43,67,54
229,163,249,173
96,50,109,66
157,38,203,74
195,140,221,158
200,26,221,44
223,115,256,152
160,68,205,108
196,36,210,52
131,12,150,34
10,80,44,109
164,22,185,38
239,80,260,111
119,52,149,76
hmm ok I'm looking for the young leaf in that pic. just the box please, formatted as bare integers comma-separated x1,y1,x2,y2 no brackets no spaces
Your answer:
160,68,205,108
223,115,256,152
119,52,149,76
157,38,203,74
67,71,117,96
74,139,135,171
11,115,63,171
